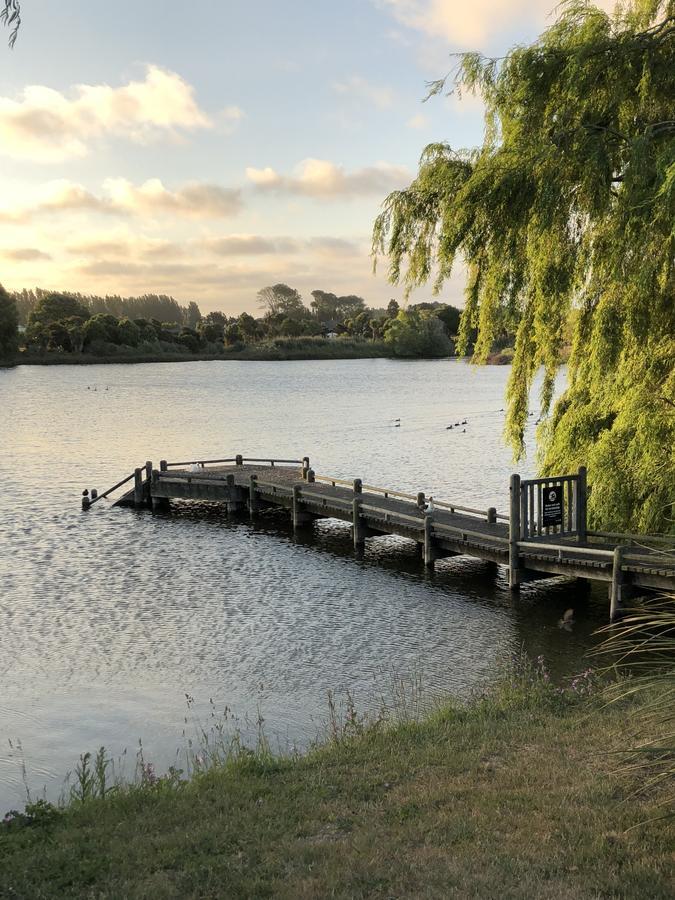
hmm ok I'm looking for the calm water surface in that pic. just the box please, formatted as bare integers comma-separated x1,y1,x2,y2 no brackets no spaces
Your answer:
0,359,605,808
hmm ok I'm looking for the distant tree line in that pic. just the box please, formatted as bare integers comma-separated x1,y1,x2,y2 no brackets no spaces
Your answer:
0,282,468,361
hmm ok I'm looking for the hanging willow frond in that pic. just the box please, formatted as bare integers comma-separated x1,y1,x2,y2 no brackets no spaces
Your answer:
1,0,20,47
372,0,675,533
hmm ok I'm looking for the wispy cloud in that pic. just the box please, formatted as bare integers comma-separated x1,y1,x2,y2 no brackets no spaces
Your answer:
0,178,243,222
377,0,615,47
1,247,52,261
406,112,429,129
332,75,395,109
0,65,214,162
246,158,410,198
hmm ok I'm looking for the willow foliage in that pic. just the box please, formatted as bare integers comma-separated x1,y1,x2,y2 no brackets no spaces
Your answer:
373,1,675,533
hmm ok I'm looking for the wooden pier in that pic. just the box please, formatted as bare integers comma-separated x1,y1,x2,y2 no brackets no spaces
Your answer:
82,455,675,621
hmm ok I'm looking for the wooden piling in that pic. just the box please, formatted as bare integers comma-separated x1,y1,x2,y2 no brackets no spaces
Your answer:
302,457,310,480
160,459,167,472
352,496,364,549
576,466,587,543
248,474,258,515
292,484,305,530
509,473,521,589
133,468,144,508
610,545,627,622
235,454,243,466
487,507,497,524
307,469,315,483
423,514,435,568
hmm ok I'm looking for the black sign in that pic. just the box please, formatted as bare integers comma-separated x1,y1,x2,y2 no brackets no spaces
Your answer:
542,485,563,527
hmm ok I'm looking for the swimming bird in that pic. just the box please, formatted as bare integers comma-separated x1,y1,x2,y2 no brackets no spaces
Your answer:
461,419,467,425
558,608,575,630
446,425,453,430
394,422,400,427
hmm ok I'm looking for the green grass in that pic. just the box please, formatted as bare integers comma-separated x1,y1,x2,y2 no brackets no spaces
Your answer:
1,663,672,899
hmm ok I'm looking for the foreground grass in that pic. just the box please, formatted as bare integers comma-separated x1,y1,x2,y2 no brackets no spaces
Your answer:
1,680,673,899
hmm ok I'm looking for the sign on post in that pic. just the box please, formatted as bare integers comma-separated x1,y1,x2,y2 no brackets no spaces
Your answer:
542,485,563,527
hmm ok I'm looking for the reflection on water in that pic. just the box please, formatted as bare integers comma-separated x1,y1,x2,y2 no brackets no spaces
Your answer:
0,358,603,808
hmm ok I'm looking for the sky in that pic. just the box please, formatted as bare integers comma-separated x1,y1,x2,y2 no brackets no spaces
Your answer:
0,0,614,315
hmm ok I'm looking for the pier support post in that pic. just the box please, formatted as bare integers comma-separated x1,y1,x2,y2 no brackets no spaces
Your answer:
423,514,435,568
293,484,313,530
235,454,243,466
307,469,315,483
508,473,522,590
610,545,631,622
352,478,364,548
150,469,170,511
160,459,167,472
133,467,144,508
302,457,310,480
225,473,245,513
487,507,497,525
576,466,587,543
417,491,425,510
248,474,258,516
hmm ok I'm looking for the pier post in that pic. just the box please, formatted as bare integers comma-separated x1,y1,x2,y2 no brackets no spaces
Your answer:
144,461,152,507
292,484,313,530
576,466,587,543
417,491,425,510
610,545,628,622
508,473,522,589
352,496,365,550
423,513,435,568
236,454,243,466
248,474,258,516
160,459,167,472
487,507,497,525
302,457,310,480
133,468,144,508
307,469,315,483
151,469,170,511
225,473,245,513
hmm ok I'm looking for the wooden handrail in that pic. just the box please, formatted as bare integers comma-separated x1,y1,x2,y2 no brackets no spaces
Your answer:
359,503,424,525
361,483,419,501
434,520,509,544
587,529,675,547
88,470,136,506
517,541,614,558
165,457,236,468
165,456,303,469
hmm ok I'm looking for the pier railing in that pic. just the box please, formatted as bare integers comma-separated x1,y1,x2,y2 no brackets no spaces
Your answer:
315,474,504,524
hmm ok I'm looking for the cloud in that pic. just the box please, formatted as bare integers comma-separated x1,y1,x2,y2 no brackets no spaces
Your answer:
378,0,615,48
406,112,429,129
0,65,213,162
0,178,243,222
1,247,51,261
102,178,242,218
246,158,410,198
202,235,300,256
332,76,395,109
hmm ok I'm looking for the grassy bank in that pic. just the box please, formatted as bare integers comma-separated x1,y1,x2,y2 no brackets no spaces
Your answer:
2,664,672,899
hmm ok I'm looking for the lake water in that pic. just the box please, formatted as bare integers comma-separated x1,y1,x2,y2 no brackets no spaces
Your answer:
0,358,607,809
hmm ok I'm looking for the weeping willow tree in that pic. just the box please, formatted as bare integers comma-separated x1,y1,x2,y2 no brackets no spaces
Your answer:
373,1,674,534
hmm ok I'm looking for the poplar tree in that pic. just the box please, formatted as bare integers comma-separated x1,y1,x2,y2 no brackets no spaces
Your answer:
373,1,675,533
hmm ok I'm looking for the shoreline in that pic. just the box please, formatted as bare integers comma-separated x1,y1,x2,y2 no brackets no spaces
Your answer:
2,348,461,366
1,666,671,898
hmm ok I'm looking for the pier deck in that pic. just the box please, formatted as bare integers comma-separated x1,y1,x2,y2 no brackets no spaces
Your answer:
82,455,675,621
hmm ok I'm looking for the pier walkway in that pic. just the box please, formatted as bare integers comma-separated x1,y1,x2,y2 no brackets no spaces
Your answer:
82,455,675,621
